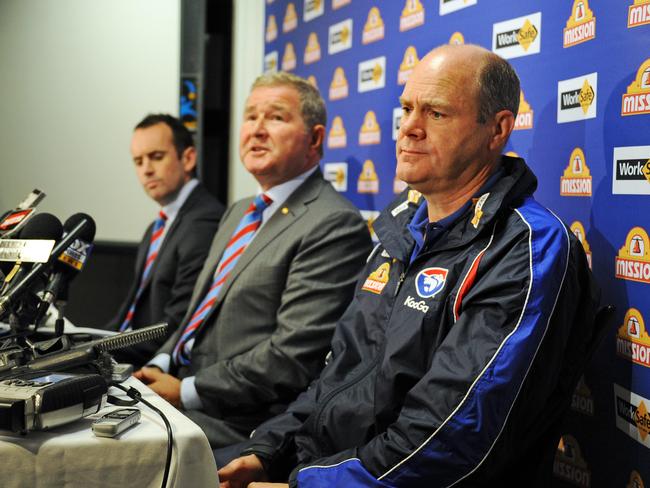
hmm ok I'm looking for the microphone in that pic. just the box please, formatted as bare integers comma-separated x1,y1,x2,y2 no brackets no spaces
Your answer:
0,214,92,321
41,213,96,307
0,189,46,239
1,213,63,297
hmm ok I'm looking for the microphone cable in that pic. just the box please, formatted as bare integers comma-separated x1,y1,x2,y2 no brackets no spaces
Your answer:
108,382,174,488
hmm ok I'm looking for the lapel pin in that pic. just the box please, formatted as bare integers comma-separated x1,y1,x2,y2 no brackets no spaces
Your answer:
282,207,289,215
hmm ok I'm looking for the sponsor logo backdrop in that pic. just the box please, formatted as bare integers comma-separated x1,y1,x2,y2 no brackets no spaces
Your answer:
263,1,649,485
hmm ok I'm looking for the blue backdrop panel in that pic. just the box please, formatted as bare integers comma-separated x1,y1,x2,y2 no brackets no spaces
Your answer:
263,1,650,486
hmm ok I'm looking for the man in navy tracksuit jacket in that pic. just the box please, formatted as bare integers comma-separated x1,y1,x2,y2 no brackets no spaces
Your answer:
218,44,600,488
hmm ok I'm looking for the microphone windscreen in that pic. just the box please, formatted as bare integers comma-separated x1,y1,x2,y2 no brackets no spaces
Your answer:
17,213,63,241
63,213,96,242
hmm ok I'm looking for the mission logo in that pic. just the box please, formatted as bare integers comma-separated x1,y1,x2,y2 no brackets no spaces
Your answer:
329,67,349,100
614,383,650,449
398,46,419,85
400,0,425,31
362,262,390,294
563,0,596,48
571,376,594,416
303,32,321,65
570,221,592,268
553,435,591,487
617,308,650,368
327,116,347,148
557,72,598,123
358,160,379,194
281,42,297,71
449,31,465,45
616,227,650,284
362,6,385,44
514,90,533,130
560,148,592,197
359,111,381,145
492,12,542,59
283,2,298,32
622,58,650,116
612,146,650,195
628,0,650,28
265,14,278,42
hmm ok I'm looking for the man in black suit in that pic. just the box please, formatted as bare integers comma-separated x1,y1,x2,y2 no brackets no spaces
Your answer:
110,114,224,367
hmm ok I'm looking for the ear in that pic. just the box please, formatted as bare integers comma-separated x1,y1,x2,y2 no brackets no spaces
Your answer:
181,146,197,176
488,110,515,152
309,124,326,154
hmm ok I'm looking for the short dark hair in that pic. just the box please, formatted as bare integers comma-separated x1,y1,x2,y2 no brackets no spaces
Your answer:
476,53,520,124
134,113,195,159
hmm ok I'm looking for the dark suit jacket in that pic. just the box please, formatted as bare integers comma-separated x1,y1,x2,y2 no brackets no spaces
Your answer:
111,184,224,367
158,170,373,448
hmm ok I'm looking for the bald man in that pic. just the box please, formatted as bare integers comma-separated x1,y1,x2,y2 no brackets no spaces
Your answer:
218,44,599,488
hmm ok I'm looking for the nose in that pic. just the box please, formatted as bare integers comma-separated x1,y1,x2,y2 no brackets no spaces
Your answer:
251,116,268,138
399,110,425,140
142,158,154,174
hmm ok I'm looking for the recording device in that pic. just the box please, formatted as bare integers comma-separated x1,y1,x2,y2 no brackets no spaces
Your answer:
91,407,140,437
0,189,46,239
0,371,107,433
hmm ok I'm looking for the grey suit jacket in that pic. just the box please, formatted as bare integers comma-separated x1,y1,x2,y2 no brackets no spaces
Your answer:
158,170,372,447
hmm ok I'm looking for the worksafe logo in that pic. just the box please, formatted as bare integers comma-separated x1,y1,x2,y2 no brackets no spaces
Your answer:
362,7,385,44
571,376,594,416
327,116,347,148
329,67,349,100
570,221,592,269
628,0,650,28
557,72,598,123
304,32,321,65
415,268,448,299
265,14,278,42
616,227,650,284
360,210,380,242
323,162,348,192
359,111,381,145
627,470,645,488
362,262,390,294
283,2,298,32
614,383,650,448
264,51,278,73
398,46,419,85
358,56,386,93
492,12,542,59
553,435,591,487
449,32,465,45
281,42,297,71
392,106,402,141
328,18,353,55
333,0,351,10
561,148,592,197
564,0,596,48
617,308,650,367
303,0,324,22
400,0,425,32
622,59,650,116
613,146,650,195
514,90,533,130
358,160,379,194
440,0,477,16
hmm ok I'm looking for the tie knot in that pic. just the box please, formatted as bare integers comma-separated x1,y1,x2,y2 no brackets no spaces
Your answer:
159,210,168,221
252,193,273,213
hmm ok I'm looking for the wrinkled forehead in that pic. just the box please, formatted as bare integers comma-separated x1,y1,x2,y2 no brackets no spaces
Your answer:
245,84,301,111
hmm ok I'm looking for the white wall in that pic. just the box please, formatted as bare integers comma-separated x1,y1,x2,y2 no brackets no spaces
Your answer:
228,0,265,202
0,0,180,242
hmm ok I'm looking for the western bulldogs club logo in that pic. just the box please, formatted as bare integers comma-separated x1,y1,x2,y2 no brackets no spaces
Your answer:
415,267,448,298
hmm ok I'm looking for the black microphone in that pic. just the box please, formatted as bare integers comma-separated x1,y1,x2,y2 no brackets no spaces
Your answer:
0,215,92,320
41,213,97,307
0,213,63,297
0,189,46,239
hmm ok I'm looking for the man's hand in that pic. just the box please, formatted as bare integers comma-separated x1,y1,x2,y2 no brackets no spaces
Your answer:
218,454,268,488
133,367,182,408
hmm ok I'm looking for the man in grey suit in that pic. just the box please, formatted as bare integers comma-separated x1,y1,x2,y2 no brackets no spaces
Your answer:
110,114,224,368
134,73,372,450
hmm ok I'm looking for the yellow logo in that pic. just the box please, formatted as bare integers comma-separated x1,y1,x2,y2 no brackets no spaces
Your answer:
281,42,297,71
578,79,595,114
616,227,650,284
329,67,349,100
449,32,465,45
307,75,318,89
564,0,596,47
358,160,379,194
304,32,321,65
327,116,347,148
398,46,419,85
570,221,592,269
471,193,490,229
628,0,650,28
362,7,385,44
333,0,351,10
362,262,391,294
265,14,278,42
571,376,594,416
400,0,425,32
560,148,592,197
553,435,591,487
514,90,534,130
517,19,538,51
359,111,381,145
407,189,422,204
622,58,650,116
283,2,298,32
627,470,645,488
505,151,519,158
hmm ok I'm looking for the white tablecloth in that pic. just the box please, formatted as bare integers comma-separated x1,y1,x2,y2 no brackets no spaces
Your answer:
0,378,218,487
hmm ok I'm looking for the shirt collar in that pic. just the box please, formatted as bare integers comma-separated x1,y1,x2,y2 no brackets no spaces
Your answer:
260,166,318,223
161,178,198,222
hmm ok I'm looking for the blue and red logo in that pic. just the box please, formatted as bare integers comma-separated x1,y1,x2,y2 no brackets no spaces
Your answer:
415,267,448,298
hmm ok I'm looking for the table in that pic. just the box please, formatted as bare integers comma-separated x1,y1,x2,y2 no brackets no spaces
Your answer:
0,377,219,487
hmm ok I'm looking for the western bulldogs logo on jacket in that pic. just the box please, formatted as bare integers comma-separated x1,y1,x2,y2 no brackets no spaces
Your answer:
415,267,448,298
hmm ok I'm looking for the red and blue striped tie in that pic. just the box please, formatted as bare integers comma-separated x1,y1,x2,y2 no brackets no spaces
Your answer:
119,211,167,332
172,193,272,366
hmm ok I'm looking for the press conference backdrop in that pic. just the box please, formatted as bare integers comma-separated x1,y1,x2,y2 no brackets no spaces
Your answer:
263,1,650,486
